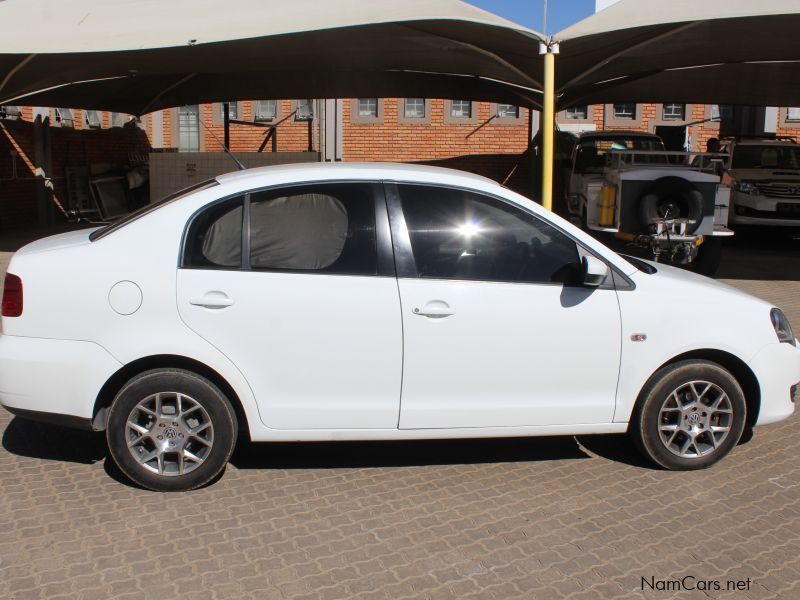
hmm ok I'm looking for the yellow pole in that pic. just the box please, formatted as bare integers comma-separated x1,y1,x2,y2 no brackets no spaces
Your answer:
541,46,556,211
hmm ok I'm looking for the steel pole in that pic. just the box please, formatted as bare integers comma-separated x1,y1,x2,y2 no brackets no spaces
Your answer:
541,46,556,211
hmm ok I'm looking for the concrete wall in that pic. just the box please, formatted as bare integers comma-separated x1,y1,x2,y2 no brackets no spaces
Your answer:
149,152,318,201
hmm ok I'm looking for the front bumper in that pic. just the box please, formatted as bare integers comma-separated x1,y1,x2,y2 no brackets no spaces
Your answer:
0,334,122,427
730,193,800,226
747,341,800,426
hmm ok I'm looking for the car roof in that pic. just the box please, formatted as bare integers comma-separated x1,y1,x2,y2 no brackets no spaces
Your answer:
215,161,499,187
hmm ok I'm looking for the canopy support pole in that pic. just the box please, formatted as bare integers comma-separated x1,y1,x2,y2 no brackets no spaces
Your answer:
540,41,559,211
223,102,231,149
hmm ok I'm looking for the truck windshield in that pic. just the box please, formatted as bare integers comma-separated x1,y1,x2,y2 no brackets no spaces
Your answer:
731,145,800,170
574,137,665,174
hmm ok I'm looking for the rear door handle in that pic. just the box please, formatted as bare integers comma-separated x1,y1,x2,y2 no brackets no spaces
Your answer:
413,301,455,318
189,292,234,309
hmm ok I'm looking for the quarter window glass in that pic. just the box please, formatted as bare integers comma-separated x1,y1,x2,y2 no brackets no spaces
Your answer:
249,184,377,275
397,185,580,284
184,198,244,268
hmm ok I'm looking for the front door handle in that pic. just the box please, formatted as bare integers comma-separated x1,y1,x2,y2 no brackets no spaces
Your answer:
189,292,234,309
413,301,455,318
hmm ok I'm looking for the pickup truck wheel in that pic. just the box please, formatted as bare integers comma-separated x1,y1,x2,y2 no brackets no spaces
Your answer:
631,360,746,470
690,237,723,277
106,369,237,491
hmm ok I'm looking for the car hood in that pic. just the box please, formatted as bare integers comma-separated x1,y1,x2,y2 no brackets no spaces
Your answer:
14,227,99,257
729,168,800,182
631,259,770,307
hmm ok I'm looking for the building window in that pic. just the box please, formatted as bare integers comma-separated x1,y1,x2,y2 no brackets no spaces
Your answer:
662,103,686,121
450,100,473,118
565,106,589,120
404,98,425,119
254,100,277,121
55,108,74,127
496,104,519,118
111,112,127,127
357,98,378,118
178,105,200,152
295,99,314,121
219,102,238,121
787,108,800,122
84,110,102,128
0,106,21,119
612,104,636,120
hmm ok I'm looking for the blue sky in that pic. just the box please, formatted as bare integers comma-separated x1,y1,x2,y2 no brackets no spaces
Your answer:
466,0,595,34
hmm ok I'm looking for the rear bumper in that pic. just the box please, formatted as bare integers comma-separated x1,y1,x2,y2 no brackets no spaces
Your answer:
748,341,800,426
0,334,122,426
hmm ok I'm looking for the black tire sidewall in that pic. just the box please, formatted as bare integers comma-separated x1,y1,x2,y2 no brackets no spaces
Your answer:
633,360,746,470
106,369,237,491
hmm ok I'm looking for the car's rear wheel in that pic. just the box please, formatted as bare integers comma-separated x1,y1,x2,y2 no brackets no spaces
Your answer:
631,360,746,470
106,369,237,491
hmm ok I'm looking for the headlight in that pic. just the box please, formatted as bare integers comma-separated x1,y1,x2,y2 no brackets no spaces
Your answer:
771,308,796,346
735,181,761,195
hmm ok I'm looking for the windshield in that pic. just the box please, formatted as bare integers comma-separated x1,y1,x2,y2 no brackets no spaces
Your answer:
574,136,665,174
731,145,800,170
89,179,219,241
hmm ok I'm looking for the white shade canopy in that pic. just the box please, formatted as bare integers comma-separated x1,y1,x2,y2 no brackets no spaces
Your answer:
554,0,800,108
0,0,545,114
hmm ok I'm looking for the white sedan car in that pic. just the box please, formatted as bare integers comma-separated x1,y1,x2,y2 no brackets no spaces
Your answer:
1,163,798,491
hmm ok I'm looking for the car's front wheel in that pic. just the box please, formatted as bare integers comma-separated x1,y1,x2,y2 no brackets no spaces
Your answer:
106,369,237,491
631,360,746,470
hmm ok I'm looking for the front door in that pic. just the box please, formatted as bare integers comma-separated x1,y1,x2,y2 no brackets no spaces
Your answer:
177,182,402,430
389,184,622,429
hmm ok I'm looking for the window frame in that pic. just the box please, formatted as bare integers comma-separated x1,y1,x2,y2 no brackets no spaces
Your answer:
398,98,431,124
212,101,243,126
383,181,626,289
292,99,315,122
604,103,643,128
491,103,525,125
175,105,202,152
443,100,479,125
349,98,384,125
779,107,800,128
180,180,395,277
253,100,280,122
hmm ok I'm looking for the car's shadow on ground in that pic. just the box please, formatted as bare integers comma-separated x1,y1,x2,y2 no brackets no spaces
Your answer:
1,417,106,464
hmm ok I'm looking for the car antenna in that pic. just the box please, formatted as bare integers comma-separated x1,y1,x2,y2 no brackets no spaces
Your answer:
196,107,247,171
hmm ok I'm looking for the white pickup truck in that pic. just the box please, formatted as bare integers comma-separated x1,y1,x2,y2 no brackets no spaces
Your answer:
564,131,733,275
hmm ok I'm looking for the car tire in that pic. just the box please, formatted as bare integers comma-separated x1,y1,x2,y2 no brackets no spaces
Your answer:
631,360,746,470
106,369,237,491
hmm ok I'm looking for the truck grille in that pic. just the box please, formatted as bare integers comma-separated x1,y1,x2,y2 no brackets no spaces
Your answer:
754,183,800,199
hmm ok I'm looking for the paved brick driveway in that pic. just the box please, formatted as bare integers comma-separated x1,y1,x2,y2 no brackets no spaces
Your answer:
1,236,799,600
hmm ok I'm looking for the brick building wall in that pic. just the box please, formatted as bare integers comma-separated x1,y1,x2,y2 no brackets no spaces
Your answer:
0,116,150,230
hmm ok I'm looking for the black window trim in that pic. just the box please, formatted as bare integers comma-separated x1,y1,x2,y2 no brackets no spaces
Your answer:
179,179,395,278
383,180,634,290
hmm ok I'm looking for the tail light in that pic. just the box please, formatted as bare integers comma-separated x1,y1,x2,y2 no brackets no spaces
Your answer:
2,273,23,317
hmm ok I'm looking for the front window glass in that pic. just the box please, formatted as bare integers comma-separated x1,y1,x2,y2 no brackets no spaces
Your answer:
398,185,579,284
731,145,800,169
249,183,377,275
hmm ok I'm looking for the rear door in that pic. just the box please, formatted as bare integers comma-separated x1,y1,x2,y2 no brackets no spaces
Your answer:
177,181,403,430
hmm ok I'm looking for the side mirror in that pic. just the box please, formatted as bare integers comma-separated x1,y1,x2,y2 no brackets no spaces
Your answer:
581,255,609,287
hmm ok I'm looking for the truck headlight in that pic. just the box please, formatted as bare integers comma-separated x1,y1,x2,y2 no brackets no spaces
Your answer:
735,181,761,195
771,308,796,346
